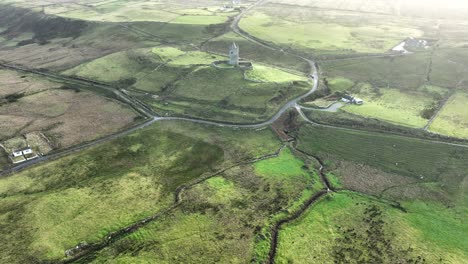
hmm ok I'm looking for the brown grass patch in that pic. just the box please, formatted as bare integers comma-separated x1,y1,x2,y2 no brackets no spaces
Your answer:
327,159,418,196
0,69,139,149
0,69,58,97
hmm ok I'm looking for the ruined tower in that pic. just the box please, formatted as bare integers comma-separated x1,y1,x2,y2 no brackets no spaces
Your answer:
229,42,239,66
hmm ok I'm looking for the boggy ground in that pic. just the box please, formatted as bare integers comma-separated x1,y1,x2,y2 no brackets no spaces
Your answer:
0,68,139,170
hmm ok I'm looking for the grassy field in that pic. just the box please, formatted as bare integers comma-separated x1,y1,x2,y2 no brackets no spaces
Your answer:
239,5,422,54
254,148,313,199
430,48,468,90
327,77,355,92
1,1,467,263
0,3,227,71
302,108,447,141
296,124,468,200
342,88,436,128
152,46,224,65
147,65,310,123
63,48,162,83
203,32,310,74
0,120,282,263
65,45,311,123
246,64,309,83
63,47,222,92
0,69,55,97
320,53,431,90
269,0,468,20
5,0,235,24
85,146,322,263
276,191,467,264
317,52,463,129
0,6,161,70
430,92,468,138
0,69,139,151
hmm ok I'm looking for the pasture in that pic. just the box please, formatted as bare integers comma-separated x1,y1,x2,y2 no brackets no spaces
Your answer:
0,0,466,263
63,46,311,123
296,124,468,200
430,92,468,138
6,0,236,24
276,192,467,264
342,88,436,128
204,32,310,74
320,53,431,90
86,146,322,263
0,120,282,263
239,5,423,54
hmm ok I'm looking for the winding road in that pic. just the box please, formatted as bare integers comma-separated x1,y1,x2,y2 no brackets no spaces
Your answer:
1,0,467,178
0,0,319,176
1,1,468,263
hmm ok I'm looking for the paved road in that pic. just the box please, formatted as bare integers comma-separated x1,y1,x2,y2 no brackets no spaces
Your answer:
1,0,467,176
300,102,345,112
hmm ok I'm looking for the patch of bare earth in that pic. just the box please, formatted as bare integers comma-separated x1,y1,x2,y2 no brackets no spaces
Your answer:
328,159,418,196
381,184,453,205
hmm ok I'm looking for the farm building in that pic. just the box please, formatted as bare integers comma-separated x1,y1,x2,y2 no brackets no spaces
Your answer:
10,146,38,163
342,95,363,105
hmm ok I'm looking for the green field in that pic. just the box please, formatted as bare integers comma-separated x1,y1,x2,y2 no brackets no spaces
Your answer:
148,65,309,123
430,48,468,89
276,192,467,264
327,77,355,92
342,88,436,128
79,147,321,263
296,124,468,200
8,0,234,24
1,0,468,262
317,52,462,129
320,53,431,90
239,7,422,53
0,121,282,263
302,108,440,140
279,122,468,263
203,32,310,74
430,92,468,138
63,48,162,83
63,45,311,123
246,64,309,82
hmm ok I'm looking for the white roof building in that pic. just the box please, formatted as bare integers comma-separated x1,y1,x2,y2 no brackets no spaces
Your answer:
22,148,33,155
12,151,23,157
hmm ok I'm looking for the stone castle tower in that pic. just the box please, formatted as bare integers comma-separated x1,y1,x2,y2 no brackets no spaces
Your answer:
229,42,239,66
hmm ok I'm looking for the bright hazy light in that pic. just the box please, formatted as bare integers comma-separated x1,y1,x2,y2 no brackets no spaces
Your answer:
410,0,468,8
